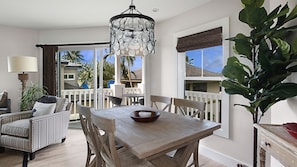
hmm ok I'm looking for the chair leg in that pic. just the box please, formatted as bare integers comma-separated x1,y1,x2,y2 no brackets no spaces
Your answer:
0,146,5,153
23,152,29,167
30,152,35,160
86,144,91,166
61,137,66,143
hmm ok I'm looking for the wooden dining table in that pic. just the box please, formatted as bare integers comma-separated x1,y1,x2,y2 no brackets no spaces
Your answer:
92,105,220,167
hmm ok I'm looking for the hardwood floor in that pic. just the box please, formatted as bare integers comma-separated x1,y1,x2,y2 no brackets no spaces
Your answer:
0,129,225,167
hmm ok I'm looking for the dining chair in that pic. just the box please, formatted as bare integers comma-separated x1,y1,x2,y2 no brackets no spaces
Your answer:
77,102,97,167
150,95,172,112
107,96,123,107
173,98,206,167
90,108,154,167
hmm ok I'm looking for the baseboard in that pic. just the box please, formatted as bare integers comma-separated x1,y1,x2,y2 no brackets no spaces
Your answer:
199,145,251,167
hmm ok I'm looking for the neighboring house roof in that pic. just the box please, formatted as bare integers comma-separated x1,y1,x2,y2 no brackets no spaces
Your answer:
122,64,221,83
186,64,222,77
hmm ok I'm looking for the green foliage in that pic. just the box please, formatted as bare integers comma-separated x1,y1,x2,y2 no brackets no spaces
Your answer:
222,1,297,122
21,84,47,111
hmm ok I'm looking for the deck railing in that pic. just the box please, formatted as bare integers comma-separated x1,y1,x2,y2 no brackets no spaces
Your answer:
61,88,113,120
61,87,142,120
185,90,222,123
62,88,221,122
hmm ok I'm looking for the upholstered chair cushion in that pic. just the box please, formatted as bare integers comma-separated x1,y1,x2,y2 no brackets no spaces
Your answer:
1,119,30,138
0,91,8,107
32,102,56,117
55,97,66,113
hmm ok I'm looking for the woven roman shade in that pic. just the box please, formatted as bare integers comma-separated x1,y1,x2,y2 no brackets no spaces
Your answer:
176,27,222,52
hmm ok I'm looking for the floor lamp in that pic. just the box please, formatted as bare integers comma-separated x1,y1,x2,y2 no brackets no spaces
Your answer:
7,56,38,95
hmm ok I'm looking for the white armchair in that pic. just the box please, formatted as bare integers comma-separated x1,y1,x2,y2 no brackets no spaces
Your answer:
0,96,72,167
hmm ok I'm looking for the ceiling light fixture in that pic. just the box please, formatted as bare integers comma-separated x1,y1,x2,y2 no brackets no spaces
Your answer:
109,0,155,56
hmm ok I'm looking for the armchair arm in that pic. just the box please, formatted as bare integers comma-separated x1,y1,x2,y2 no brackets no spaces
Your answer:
0,111,32,125
29,110,71,152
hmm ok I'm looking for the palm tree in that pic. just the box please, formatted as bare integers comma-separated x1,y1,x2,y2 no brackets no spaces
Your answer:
120,56,136,87
103,61,115,87
186,55,194,65
62,51,84,63
78,63,94,88
78,60,115,88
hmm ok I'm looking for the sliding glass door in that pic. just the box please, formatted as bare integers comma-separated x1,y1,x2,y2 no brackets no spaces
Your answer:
57,46,112,109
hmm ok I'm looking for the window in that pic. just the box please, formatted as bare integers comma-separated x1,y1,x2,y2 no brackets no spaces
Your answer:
64,73,75,80
176,18,230,138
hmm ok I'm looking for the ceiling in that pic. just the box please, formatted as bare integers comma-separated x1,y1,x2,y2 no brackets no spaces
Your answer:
0,0,212,29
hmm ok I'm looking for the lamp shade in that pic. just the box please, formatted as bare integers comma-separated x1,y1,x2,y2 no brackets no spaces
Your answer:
7,56,38,73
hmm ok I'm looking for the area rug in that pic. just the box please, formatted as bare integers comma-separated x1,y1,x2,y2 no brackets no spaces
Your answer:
68,120,82,129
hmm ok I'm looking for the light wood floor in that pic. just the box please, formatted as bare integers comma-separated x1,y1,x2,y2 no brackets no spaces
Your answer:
0,129,225,167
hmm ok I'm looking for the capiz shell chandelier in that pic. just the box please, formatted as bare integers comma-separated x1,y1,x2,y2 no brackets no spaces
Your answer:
110,0,155,56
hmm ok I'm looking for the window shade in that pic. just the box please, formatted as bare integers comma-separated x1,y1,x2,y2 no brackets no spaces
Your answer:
176,27,222,52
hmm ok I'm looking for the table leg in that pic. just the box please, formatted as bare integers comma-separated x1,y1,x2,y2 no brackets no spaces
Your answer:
260,147,266,167
149,142,196,167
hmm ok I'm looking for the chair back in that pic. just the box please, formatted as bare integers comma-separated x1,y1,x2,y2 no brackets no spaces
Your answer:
108,96,123,107
77,103,96,155
173,98,205,120
90,109,121,167
150,95,172,112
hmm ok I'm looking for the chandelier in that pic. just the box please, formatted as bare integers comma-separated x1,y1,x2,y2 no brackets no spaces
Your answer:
110,0,155,56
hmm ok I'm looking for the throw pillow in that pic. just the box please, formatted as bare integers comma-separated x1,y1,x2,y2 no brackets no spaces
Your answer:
0,91,8,107
32,102,56,117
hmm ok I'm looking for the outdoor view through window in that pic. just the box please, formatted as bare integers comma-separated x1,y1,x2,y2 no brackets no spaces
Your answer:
58,48,142,91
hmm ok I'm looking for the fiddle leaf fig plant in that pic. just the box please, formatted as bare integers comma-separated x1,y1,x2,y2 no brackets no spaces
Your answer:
222,0,297,124
222,1,297,166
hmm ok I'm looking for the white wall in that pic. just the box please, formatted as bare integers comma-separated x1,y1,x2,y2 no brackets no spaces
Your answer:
38,26,109,44
155,0,257,165
0,26,39,112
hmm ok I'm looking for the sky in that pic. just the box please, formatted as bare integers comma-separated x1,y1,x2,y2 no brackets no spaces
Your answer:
186,45,223,73
80,49,142,71
66,45,222,73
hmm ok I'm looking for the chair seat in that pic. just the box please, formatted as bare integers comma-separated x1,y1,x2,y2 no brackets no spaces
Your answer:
1,119,30,138
118,147,154,167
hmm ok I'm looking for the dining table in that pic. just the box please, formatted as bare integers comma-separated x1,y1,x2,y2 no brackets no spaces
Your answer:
92,105,220,167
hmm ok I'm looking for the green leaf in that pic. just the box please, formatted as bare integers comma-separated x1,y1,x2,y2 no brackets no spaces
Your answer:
291,38,297,54
273,38,290,57
269,83,297,99
239,7,267,28
229,34,252,59
285,4,297,22
275,4,289,27
221,80,253,101
222,57,251,84
241,0,264,7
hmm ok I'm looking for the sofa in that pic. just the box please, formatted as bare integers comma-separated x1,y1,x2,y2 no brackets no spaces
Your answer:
0,95,72,167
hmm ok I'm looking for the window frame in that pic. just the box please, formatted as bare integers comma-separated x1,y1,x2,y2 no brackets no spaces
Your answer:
175,17,230,138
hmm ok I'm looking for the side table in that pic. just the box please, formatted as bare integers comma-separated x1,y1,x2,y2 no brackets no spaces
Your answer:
255,124,297,167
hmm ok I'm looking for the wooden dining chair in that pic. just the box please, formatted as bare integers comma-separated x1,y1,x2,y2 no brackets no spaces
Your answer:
77,102,98,167
150,95,172,112
173,98,206,167
107,96,123,107
90,109,154,167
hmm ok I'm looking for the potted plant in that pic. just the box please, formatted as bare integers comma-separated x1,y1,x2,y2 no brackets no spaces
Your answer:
21,83,48,111
221,0,297,166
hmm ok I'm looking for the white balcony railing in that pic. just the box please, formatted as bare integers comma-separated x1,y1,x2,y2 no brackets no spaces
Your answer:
61,87,142,120
62,88,221,123
185,90,222,123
